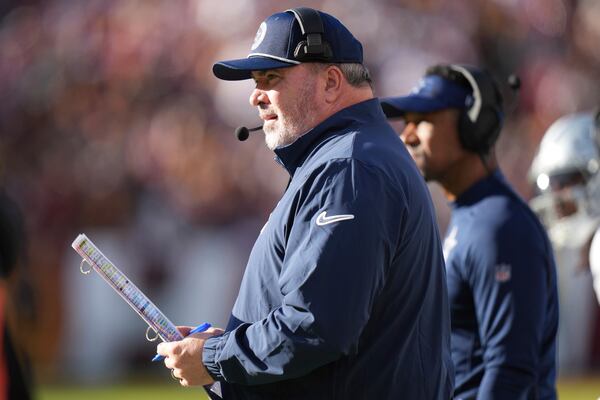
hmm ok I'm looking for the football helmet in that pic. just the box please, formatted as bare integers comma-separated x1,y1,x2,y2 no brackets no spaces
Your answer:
529,110,600,247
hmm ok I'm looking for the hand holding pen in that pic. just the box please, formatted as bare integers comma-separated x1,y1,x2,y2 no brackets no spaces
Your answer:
152,322,211,362
155,322,223,387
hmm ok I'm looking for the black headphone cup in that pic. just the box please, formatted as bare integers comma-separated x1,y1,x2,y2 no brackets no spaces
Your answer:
453,65,504,154
458,106,502,153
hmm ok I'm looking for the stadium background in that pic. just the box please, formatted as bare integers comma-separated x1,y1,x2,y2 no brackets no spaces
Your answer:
1,0,599,398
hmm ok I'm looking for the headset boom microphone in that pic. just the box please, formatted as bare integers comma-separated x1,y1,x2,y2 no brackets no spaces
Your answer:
235,125,263,141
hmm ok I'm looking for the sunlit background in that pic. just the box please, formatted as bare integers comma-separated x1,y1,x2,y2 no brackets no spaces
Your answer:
1,0,600,398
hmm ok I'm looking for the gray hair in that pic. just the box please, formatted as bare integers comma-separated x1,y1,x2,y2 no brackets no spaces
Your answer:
310,63,373,88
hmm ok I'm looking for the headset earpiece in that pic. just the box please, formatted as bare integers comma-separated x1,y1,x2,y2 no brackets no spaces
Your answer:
448,64,503,154
287,7,333,62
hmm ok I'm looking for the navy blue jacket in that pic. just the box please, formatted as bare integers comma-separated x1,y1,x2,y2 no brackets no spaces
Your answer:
445,171,558,400
202,99,454,399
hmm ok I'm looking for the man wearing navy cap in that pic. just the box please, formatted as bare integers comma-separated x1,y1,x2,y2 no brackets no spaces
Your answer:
156,8,453,400
381,64,559,399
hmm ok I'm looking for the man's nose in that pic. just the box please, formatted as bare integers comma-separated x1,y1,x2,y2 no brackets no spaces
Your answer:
400,123,420,147
249,89,269,107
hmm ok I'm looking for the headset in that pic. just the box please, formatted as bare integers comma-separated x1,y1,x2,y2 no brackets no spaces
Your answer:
286,7,333,62
447,64,504,155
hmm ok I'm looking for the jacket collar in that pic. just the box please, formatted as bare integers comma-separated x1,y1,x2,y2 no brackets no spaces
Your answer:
273,98,384,176
452,169,505,207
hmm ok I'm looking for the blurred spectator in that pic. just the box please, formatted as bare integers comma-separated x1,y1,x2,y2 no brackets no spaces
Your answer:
0,189,33,399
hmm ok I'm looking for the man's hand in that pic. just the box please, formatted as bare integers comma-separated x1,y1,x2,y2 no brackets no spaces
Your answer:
157,326,224,387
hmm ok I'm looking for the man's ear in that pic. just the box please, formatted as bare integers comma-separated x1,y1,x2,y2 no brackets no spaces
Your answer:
322,65,344,103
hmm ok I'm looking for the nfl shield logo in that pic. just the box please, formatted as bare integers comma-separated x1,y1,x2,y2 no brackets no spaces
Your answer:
495,263,512,282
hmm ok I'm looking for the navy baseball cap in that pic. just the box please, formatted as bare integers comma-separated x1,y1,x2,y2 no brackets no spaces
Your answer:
213,8,363,81
380,75,472,118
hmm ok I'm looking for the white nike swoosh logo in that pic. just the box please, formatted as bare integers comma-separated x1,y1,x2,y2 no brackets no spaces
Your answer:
315,211,355,226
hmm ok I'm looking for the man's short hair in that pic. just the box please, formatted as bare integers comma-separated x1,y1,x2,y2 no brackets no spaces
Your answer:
311,63,373,88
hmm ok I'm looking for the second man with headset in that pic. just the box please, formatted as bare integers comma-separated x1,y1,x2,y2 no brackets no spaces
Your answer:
382,64,559,399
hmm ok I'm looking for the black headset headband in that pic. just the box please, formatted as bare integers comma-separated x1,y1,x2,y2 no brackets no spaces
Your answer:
448,65,484,124
286,7,333,61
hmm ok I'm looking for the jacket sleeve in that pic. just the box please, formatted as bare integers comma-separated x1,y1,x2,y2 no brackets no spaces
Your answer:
468,218,551,399
202,159,401,385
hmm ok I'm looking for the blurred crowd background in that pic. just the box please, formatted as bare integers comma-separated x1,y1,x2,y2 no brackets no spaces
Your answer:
1,0,600,392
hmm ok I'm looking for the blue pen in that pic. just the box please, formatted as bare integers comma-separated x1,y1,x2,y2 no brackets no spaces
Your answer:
152,322,211,362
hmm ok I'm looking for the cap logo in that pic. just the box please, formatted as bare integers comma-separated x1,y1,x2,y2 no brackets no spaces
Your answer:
251,22,267,51
495,263,512,282
411,79,427,94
